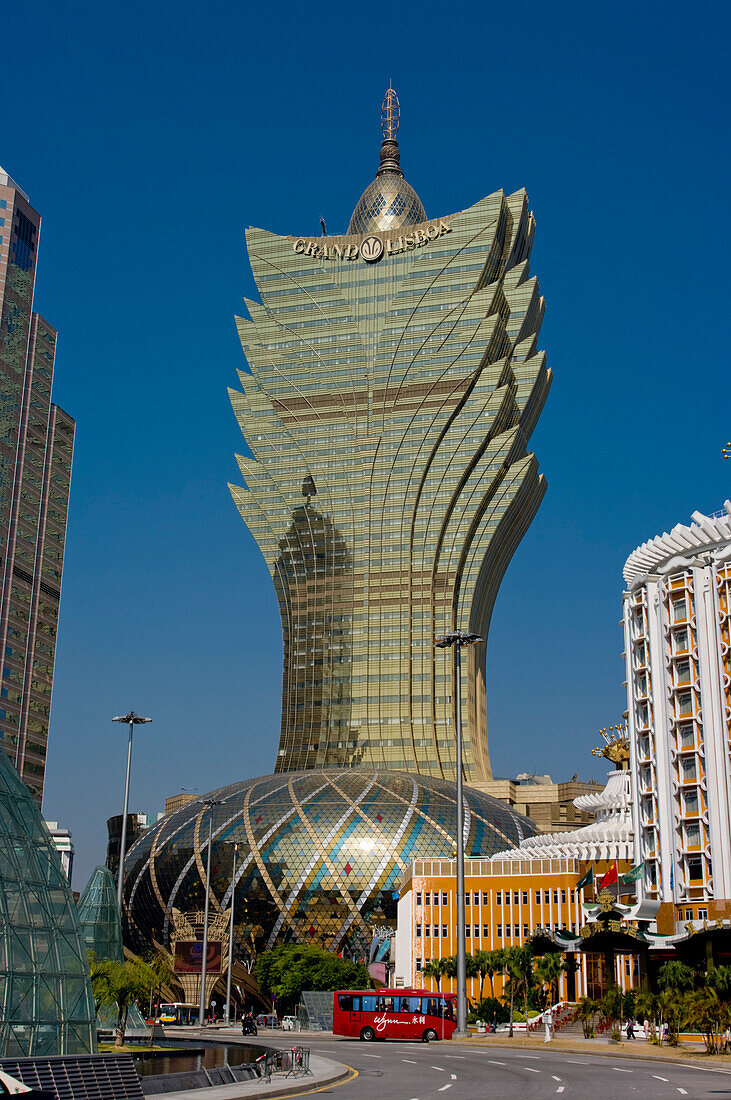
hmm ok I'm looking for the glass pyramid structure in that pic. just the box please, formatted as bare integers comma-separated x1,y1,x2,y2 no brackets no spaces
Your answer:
77,866,124,963
0,749,96,1055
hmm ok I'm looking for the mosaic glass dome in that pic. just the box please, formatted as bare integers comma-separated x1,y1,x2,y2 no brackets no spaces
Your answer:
122,769,536,957
77,866,124,963
348,172,427,235
0,750,95,1056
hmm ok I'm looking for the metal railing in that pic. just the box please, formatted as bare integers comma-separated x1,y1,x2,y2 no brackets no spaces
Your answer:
256,1046,312,1083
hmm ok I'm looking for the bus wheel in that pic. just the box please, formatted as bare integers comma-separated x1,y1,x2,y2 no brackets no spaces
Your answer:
423,1028,438,1042
360,1026,375,1042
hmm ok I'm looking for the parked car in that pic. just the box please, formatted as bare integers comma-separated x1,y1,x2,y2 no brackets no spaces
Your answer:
281,1016,297,1031
256,1013,280,1029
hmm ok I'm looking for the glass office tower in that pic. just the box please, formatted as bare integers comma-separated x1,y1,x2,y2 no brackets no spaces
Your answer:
0,167,75,804
229,91,550,783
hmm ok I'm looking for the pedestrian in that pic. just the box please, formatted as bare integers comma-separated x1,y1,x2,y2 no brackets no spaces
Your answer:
643,1017,649,1040
625,1018,635,1040
491,1011,497,1034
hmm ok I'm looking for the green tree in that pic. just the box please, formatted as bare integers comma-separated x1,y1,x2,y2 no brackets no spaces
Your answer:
599,986,624,1037
707,965,731,1002
89,955,161,1047
657,960,696,993
683,988,731,1053
473,949,505,1001
635,990,659,1040
422,958,448,992
533,953,563,1007
576,996,599,1038
253,945,371,1013
503,947,534,1037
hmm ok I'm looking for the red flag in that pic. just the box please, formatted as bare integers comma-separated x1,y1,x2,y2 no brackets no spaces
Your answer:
597,861,618,890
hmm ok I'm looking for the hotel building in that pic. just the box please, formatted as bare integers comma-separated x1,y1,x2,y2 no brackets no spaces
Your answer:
0,166,74,804
623,503,731,926
229,89,550,781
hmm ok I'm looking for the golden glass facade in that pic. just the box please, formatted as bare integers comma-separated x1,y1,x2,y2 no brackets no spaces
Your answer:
229,153,549,783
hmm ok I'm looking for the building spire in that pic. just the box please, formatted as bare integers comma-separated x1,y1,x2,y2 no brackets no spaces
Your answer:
377,85,403,178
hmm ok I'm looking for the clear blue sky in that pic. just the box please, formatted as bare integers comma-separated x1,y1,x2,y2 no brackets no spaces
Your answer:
4,0,728,890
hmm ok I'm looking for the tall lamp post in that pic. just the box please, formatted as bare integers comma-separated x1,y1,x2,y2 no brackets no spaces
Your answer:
435,629,483,1039
112,711,152,911
225,843,239,1025
198,797,223,1026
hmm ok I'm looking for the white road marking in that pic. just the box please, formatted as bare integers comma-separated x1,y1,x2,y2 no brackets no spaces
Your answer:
556,1088,565,1095
402,1059,418,1064
564,1058,589,1064
444,1055,465,1059
450,1074,457,1080
677,1090,688,1096
438,1085,452,1092
652,1076,669,1082
552,1076,562,1082
524,1067,540,1073
431,1065,445,1071
361,1053,381,1058
612,1066,632,1072
487,1059,506,1065
515,1053,540,1059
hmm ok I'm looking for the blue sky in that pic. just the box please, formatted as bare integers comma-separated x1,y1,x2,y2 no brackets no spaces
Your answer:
4,0,728,889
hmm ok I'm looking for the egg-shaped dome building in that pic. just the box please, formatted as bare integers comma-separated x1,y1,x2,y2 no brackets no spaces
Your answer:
123,769,536,957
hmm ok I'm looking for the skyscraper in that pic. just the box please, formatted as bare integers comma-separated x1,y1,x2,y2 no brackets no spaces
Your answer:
229,89,550,783
0,167,74,804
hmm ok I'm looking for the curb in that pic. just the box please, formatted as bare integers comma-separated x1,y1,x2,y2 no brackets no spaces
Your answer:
452,1036,731,1071
144,1061,353,1099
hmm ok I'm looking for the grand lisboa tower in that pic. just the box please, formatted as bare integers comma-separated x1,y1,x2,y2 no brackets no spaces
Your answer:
124,89,549,958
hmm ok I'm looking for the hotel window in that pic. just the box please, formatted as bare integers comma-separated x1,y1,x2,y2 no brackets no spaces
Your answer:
523,924,529,937
425,925,430,937
442,925,447,938
424,891,431,905
682,758,697,782
497,925,502,937
673,628,689,653
465,894,470,907
416,892,422,905
677,691,693,717
686,823,701,846
685,908,693,921
544,891,550,903
465,926,470,938
416,958,422,972
496,892,502,905
442,893,448,905
688,857,703,881
553,890,559,904
672,598,687,623
416,924,422,937
698,908,708,920
474,892,479,905
482,892,489,904
684,790,699,814
483,925,489,937
571,891,576,904
511,891,517,904
535,890,541,904
676,660,691,684
514,925,519,937
522,891,528,904
433,925,439,937
474,925,479,937
679,724,695,749
561,890,566,903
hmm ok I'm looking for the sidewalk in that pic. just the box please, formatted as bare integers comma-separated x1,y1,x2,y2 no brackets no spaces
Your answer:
453,1031,731,1068
142,1051,352,1099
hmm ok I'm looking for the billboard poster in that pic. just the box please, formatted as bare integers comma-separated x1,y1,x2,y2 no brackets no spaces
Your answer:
173,940,222,974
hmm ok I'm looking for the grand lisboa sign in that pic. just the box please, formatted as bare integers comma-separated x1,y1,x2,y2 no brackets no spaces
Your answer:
292,221,452,263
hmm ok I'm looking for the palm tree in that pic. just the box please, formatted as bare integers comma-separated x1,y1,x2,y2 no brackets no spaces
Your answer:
90,955,162,1047
658,960,695,993
422,958,447,992
534,953,563,1008
635,990,658,1040
473,949,505,1001
576,996,599,1038
503,946,534,1037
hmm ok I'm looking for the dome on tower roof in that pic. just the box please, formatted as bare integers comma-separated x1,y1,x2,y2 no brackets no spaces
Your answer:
347,87,426,236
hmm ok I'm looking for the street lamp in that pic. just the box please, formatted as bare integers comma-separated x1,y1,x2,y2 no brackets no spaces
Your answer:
198,797,223,1026
434,629,483,1039
225,843,239,1025
112,711,152,911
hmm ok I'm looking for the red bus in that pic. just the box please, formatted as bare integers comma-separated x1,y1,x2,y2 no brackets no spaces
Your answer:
333,988,456,1042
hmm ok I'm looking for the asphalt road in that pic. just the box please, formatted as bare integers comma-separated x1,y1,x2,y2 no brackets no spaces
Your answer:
301,1036,731,1099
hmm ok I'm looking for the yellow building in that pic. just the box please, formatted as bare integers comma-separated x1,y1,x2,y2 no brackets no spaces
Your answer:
394,856,633,1003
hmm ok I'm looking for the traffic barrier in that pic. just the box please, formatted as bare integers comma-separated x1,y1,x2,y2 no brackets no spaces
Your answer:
256,1046,312,1083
